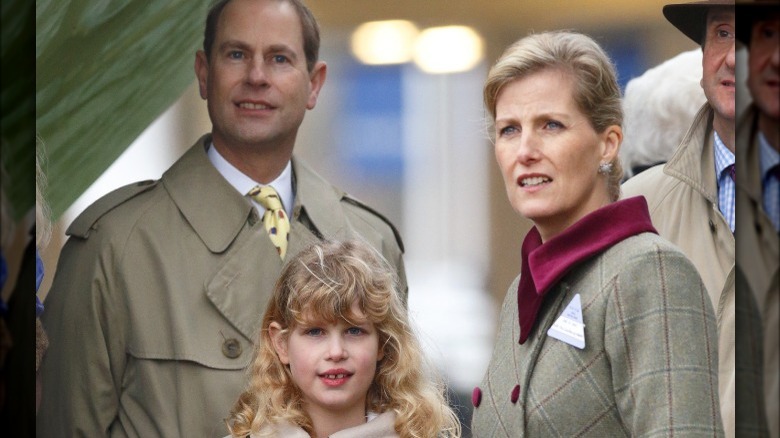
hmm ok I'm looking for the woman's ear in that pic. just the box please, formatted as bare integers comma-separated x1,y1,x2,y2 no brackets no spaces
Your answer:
600,125,623,164
269,322,290,365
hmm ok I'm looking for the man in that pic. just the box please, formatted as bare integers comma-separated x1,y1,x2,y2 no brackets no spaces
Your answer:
622,0,736,435
37,0,407,436
735,1,779,435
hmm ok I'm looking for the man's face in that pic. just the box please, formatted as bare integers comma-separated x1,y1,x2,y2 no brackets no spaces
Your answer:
195,0,326,153
748,17,780,120
701,8,736,123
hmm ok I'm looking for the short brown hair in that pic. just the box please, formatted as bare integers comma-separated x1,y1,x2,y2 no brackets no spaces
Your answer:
203,0,321,72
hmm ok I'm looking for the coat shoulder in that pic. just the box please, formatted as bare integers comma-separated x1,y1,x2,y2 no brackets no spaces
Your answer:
340,195,404,253
621,165,680,209
606,232,690,269
66,179,160,238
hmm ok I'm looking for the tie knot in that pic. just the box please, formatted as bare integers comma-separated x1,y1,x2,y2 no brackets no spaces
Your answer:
770,163,780,181
726,164,735,182
249,185,283,211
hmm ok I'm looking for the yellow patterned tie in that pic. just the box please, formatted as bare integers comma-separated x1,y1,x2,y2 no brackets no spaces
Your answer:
248,185,290,259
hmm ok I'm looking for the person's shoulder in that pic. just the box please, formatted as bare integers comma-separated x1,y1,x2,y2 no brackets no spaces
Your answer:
621,164,671,194
67,179,161,239
292,158,405,252
603,232,689,269
621,164,682,209
340,194,404,253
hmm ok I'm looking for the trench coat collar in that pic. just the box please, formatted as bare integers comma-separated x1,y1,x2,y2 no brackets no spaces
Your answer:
516,196,657,343
735,105,763,201
162,135,253,253
663,103,719,205
163,135,351,256
290,158,349,241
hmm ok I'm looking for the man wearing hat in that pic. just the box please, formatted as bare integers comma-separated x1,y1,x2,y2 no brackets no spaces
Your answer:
622,0,735,435
735,1,780,435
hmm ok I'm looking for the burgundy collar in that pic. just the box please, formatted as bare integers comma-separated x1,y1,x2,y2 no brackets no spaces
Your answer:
517,196,656,344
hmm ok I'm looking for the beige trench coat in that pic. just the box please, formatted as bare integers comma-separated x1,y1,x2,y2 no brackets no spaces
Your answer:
736,105,780,438
622,104,734,437
37,135,407,437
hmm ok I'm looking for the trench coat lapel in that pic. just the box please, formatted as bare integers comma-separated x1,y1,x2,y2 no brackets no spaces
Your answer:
664,104,719,205
163,135,253,253
285,158,379,261
201,156,356,340
204,228,282,340
161,136,278,340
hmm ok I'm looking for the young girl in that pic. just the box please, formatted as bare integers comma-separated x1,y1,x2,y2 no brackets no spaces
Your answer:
225,240,461,438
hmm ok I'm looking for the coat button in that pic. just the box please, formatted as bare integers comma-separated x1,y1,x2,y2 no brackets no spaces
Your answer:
222,338,242,358
472,387,482,407
511,385,520,404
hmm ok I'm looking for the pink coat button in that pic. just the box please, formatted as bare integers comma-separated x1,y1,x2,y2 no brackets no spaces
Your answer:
472,387,482,407
511,385,520,404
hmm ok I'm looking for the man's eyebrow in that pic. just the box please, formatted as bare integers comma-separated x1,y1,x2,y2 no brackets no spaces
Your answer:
267,44,299,60
218,40,252,52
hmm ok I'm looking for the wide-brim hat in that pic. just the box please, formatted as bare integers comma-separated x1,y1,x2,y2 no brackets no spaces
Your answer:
736,0,780,45
663,0,735,45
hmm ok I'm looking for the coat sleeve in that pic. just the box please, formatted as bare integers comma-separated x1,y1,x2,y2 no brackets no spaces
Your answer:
605,243,724,437
37,230,128,436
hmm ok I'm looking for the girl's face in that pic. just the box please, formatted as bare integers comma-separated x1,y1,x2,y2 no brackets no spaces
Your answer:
270,301,384,421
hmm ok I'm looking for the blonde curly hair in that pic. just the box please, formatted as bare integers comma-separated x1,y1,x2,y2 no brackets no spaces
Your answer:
226,239,461,437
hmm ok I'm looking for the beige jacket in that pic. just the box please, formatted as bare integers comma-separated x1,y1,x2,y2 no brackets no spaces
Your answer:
736,105,780,438
622,104,734,437
37,136,407,437
232,412,399,438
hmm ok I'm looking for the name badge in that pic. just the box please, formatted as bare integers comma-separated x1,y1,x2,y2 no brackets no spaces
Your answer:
547,293,585,349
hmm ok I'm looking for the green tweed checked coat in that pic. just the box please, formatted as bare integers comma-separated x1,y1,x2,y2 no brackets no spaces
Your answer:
472,232,723,437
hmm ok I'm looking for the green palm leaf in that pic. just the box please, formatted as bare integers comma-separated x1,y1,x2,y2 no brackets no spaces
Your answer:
36,0,211,220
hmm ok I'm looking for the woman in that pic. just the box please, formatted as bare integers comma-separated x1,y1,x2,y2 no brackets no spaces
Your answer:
471,31,724,436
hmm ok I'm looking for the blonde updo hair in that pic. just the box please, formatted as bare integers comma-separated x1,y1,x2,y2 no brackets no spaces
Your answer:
484,31,624,201
226,239,460,438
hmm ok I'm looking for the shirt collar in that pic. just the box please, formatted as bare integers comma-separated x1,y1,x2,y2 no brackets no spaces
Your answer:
207,142,294,217
516,196,657,344
713,130,735,179
758,131,780,181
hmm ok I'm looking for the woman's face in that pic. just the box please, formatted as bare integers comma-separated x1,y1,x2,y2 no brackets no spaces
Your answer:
493,68,620,241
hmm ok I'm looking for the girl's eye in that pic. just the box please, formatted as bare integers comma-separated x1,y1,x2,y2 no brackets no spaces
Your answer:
346,327,364,336
498,125,518,137
545,120,563,130
305,328,323,336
